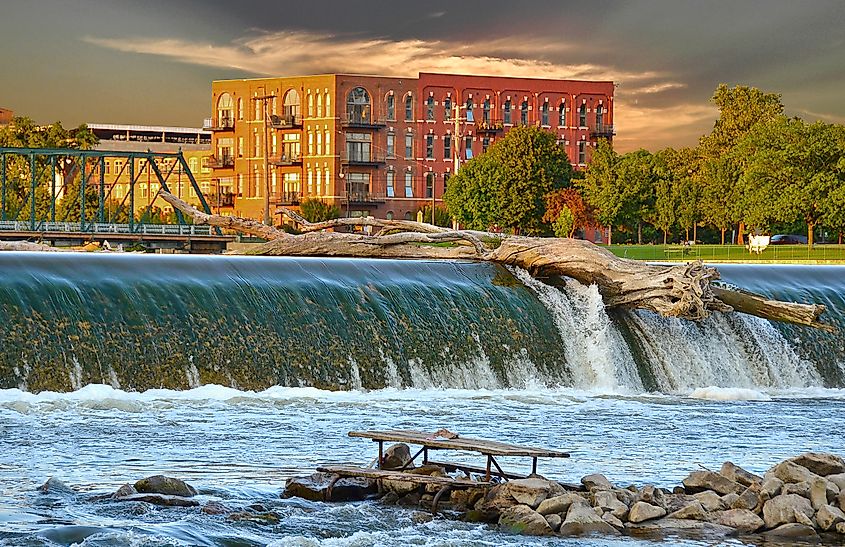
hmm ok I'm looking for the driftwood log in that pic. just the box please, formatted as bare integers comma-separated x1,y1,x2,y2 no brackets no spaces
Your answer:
143,191,834,332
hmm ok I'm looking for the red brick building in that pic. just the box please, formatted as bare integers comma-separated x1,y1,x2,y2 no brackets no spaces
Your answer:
0,108,13,126
208,72,613,225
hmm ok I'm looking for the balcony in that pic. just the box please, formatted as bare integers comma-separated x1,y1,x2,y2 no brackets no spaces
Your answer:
270,191,303,206
340,190,387,204
590,124,615,138
269,114,302,129
271,154,302,166
207,192,236,208
207,155,234,169
341,153,386,167
475,119,504,134
204,116,234,132
340,117,387,129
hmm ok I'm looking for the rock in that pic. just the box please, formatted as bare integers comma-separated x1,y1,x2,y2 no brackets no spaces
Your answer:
719,508,764,533
767,461,822,485
720,461,762,487
473,484,519,521
668,500,708,521
731,485,761,511
682,471,742,495
202,501,228,515
536,493,586,516
639,485,658,504
614,488,637,507
789,452,845,476
762,523,819,539
760,477,783,500
837,521,845,534
411,511,434,524
113,484,138,499
228,510,281,524
498,505,553,536
828,473,845,491
762,494,814,529
398,491,423,506
602,512,624,530
282,472,377,502
721,493,739,508
673,486,686,495
504,478,554,508
381,443,412,470
134,476,197,497
382,478,421,496
793,508,814,527
593,490,628,520
782,481,810,498
839,492,845,513
692,491,723,512
449,487,485,510
581,474,613,491
544,513,562,531
810,478,835,510
816,504,845,531
559,503,620,536
116,493,200,507
38,478,76,495
625,518,738,538
628,501,666,523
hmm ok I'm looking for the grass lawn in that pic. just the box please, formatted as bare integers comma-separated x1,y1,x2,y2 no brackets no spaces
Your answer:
605,244,845,263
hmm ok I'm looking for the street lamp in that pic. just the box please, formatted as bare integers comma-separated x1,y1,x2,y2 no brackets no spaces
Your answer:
339,169,350,219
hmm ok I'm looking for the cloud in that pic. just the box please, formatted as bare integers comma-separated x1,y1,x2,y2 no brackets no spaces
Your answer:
85,29,697,151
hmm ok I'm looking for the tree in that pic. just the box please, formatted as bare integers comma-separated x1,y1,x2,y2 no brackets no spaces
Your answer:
552,207,575,238
615,150,657,244
415,205,451,227
650,152,676,244
543,188,597,238
299,197,341,223
443,126,572,234
579,140,621,242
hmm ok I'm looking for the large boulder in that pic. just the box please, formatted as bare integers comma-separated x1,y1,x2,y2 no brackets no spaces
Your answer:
504,478,553,508
537,493,586,516
559,503,620,536
767,461,821,484
782,481,810,498
602,512,625,530
116,493,199,507
498,505,553,536
472,484,519,521
544,513,562,532
628,501,666,523
134,476,196,497
810,477,839,510
625,518,738,538
720,462,762,487
816,504,845,532
692,490,724,512
581,474,613,491
682,471,742,495
718,508,764,533
731,485,761,511
759,477,783,500
827,473,845,491
38,478,77,496
762,523,819,540
113,484,138,499
592,490,628,520
381,443,412,470
283,472,377,502
668,500,708,521
762,494,814,529
789,452,845,477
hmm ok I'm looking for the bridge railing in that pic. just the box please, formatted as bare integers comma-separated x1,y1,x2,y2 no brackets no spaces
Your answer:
0,220,213,236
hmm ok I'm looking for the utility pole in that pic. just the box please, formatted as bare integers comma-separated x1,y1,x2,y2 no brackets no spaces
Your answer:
252,93,275,226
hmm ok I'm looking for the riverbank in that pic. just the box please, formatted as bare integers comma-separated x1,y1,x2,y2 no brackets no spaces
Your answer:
607,243,845,263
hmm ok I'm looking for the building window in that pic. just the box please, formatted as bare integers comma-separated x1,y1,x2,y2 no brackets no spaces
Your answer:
219,137,234,163
465,98,474,122
346,132,372,162
426,134,434,159
307,170,313,194
504,100,512,124
238,173,244,195
308,93,314,117
271,133,277,155
483,99,491,122
578,140,586,164
387,171,395,197
283,89,301,121
315,169,322,195
443,134,451,159
596,104,604,127
307,132,314,155
271,170,278,194
386,211,394,220
325,169,330,192
347,87,371,124
282,132,300,161
387,133,395,157
559,100,566,127
325,93,331,117
316,132,322,155
426,96,435,121
271,96,277,116
465,136,473,159
405,133,413,158
317,93,323,117
482,137,490,153
404,172,413,198
444,97,452,120
348,172,370,196
579,103,587,127
520,100,529,126
238,136,244,157
325,131,330,154
237,97,244,120
405,94,413,121
425,172,434,198
541,101,549,126
387,93,395,120
443,172,451,193
216,93,234,127
254,95,262,121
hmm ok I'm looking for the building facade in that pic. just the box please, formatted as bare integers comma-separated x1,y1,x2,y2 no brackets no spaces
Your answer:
0,108,13,126
208,73,614,223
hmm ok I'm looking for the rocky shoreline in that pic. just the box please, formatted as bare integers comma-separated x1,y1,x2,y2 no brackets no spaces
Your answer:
285,450,845,541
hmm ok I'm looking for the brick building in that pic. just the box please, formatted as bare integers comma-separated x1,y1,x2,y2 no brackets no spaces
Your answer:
208,73,614,223
0,107,13,126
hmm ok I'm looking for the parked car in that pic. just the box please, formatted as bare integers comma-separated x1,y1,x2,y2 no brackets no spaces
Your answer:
770,234,808,245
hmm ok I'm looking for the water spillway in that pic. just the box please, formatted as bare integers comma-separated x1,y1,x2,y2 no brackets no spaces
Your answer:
0,253,842,393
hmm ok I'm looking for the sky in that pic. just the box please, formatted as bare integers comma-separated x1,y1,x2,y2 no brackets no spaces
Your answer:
1,0,844,152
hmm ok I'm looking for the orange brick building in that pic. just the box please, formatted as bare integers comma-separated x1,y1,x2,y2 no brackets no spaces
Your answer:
208,73,614,223
0,108,13,126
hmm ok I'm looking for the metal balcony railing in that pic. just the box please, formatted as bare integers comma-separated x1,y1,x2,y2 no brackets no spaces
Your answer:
590,124,615,138
207,155,234,168
271,154,302,166
204,116,234,131
207,193,236,207
340,117,387,129
341,153,386,166
340,190,387,204
269,114,302,129
270,191,303,205
475,119,504,133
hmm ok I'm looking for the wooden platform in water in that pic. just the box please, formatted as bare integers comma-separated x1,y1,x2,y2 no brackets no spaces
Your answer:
317,465,493,488
349,429,571,458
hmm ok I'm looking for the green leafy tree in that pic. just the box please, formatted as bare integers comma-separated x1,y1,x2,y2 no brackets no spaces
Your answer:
615,150,657,244
579,139,621,242
552,207,575,238
443,153,502,230
416,205,452,227
543,188,597,238
650,152,676,244
299,197,341,223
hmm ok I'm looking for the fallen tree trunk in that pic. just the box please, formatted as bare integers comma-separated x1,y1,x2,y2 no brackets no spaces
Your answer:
159,191,834,332
0,240,65,252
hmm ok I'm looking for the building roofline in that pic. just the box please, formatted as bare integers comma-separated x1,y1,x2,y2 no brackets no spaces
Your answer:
418,72,615,85
86,123,210,134
211,72,613,85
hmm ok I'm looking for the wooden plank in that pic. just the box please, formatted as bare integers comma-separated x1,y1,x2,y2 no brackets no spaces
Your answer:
316,465,493,488
348,430,570,458
426,460,528,480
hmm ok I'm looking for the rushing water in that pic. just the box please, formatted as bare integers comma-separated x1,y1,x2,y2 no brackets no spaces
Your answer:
1,253,844,545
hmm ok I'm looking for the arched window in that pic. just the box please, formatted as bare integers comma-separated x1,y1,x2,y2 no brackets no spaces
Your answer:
520,100,529,125
216,93,234,127
465,98,474,122
558,100,566,127
283,89,300,121
404,211,412,220
386,93,395,120
540,101,549,126
503,99,512,124
596,104,604,127
386,211,394,220
405,93,414,121
579,103,587,127
317,93,323,117
237,97,244,120
347,87,371,124
307,93,314,117
483,99,491,122
325,92,331,116
426,96,435,121
444,96,452,120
